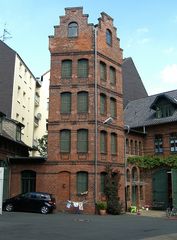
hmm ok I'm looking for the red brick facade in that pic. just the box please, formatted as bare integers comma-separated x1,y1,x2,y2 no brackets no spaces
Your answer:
47,7,125,213
6,7,177,213
125,122,177,210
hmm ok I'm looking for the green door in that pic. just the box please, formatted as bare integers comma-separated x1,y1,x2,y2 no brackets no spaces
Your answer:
172,169,177,208
152,169,168,209
132,185,137,205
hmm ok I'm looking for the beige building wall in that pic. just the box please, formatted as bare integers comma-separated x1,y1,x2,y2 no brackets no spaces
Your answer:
11,54,36,147
32,71,49,156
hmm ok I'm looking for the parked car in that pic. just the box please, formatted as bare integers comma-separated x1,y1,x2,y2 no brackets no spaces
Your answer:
3,192,56,214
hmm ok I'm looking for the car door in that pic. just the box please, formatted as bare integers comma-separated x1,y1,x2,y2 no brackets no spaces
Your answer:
28,193,40,212
14,193,31,211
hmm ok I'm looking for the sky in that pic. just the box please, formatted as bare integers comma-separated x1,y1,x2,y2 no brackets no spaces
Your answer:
0,0,177,96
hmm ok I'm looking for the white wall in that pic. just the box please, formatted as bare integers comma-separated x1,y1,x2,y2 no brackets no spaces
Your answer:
11,54,36,147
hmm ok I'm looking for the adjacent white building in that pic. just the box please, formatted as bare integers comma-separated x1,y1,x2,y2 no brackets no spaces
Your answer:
0,40,49,156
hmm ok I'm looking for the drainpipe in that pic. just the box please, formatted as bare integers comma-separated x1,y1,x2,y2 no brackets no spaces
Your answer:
124,125,130,211
94,25,98,207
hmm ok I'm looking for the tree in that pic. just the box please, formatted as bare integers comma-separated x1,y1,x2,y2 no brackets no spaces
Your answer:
104,164,122,215
37,134,48,157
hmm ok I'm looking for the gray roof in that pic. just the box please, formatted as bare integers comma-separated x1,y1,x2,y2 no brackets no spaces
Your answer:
122,57,148,108
124,89,177,128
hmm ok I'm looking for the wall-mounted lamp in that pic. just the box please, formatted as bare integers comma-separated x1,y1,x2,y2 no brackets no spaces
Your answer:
103,117,113,124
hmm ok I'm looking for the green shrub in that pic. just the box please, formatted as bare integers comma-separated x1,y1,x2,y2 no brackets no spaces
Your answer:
96,201,107,210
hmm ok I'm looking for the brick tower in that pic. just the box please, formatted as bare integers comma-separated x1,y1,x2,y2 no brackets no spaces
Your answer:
48,7,125,213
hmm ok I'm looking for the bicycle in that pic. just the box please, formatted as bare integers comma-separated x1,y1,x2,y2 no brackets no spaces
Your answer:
166,207,177,218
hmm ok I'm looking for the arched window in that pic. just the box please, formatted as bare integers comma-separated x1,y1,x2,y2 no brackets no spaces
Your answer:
77,129,88,153
21,170,36,193
100,93,107,115
126,169,130,182
106,29,112,46
60,129,71,153
78,59,88,78
111,133,117,154
100,130,107,154
135,141,138,155
77,91,88,113
68,22,78,37
61,92,71,113
126,186,130,200
61,60,72,78
126,139,129,154
77,171,88,194
132,167,138,182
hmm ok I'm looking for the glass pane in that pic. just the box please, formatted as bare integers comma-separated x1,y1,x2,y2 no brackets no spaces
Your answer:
77,172,88,193
61,93,71,113
77,130,88,153
78,59,88,78
100,94,106,115
100,62,106,81
110,67,116,85
21,171,36,193
68,22,78,37
77,92,88,113
100,131,107,153
111,133,117,154
106,29,112,45
110,98,116,117
60,130,70,152
62,60,72,78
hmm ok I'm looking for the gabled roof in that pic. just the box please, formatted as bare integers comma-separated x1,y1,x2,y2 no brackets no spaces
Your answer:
122,57,148,108
124,89,177,128
150,93,177,110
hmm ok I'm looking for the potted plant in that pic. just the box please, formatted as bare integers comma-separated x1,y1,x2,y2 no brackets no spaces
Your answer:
96,201,107,215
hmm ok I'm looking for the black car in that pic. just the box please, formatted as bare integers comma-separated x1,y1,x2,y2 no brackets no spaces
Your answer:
3,192,56,214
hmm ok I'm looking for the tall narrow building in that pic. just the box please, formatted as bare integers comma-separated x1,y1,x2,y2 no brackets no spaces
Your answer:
48,7,125,213
0,40,48,156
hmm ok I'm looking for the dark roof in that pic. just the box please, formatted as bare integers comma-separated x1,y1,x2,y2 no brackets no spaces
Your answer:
122,57,148,108
0,131,32,150
124,89,177,128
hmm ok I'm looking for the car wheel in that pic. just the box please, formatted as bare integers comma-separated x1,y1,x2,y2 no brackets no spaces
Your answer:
5,203,14,212
40,206,49,214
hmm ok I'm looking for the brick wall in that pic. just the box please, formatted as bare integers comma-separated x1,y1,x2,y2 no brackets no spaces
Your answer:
47,7,125,213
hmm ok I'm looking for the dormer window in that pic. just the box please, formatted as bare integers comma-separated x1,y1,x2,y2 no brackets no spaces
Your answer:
68,22,78,37
151,95,176,119
106,29,112,46
156,103,174,118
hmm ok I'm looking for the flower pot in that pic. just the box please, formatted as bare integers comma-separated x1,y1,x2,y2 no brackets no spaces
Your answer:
99,209,107,215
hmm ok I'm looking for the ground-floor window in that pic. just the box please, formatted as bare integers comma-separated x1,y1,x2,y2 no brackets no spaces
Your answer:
21,170,36,193
77,171,88,194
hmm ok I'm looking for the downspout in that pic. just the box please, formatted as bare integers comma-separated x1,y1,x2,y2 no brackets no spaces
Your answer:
124,125,130,211
94,25,98,207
